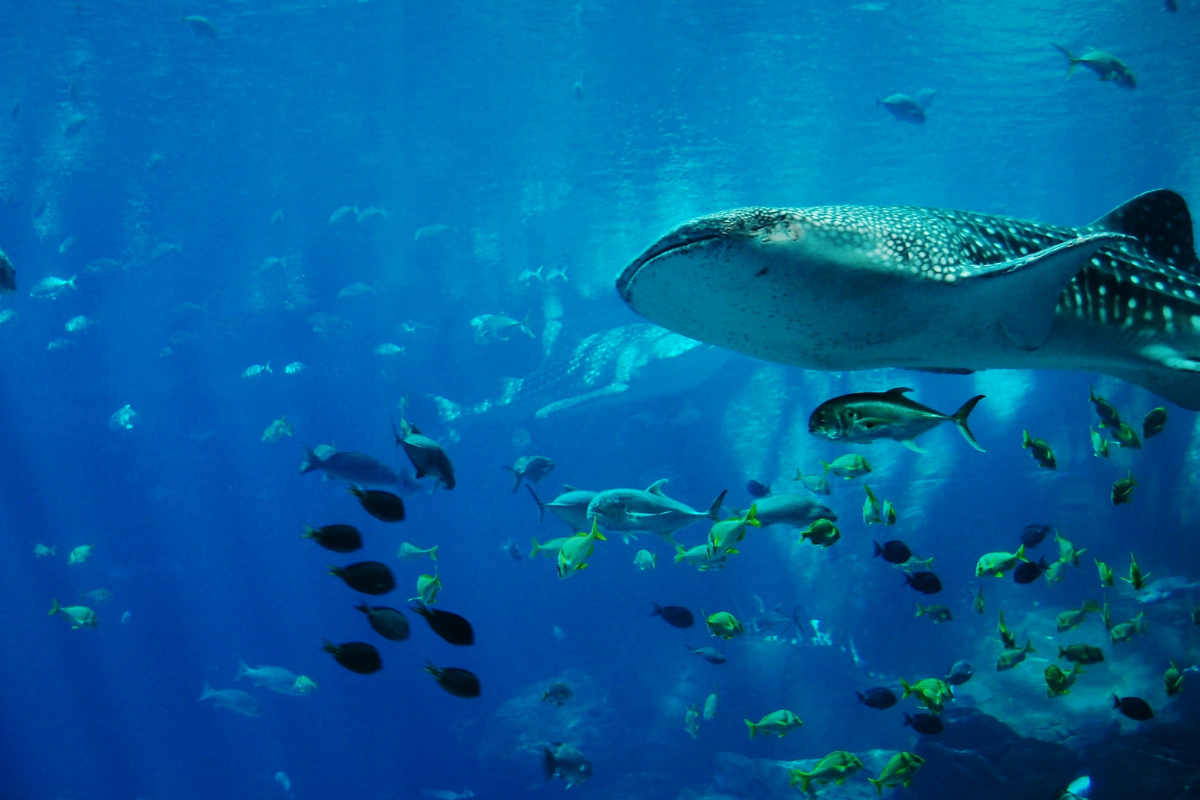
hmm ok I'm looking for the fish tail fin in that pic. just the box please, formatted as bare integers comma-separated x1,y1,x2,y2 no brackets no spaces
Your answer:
1112,693,1122,709
1053,43,1076,76
951,395,986,451
651,603,663,617
820,459,831,475
1081,599,1102,613
789,770,814,792
525,485,546,523
199,681,214,701
674,544,687,564
540,746,557,781
916,604,926,616
530,537,543,559
429,546,438,562
706,489,728,521
744,719,757,739
899,679,913,698
236,660,251,680
299,445,318,474
49,598,60,616
869,777,884,796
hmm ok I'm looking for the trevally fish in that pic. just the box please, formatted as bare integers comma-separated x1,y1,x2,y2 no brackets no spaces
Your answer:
617,190,1200,410
587,480,726,541
299,446,400,487
741,493,836,527
432,323,732,424
808,388,985,452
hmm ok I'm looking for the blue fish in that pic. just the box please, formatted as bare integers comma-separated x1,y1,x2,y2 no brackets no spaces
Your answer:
299,447,401,488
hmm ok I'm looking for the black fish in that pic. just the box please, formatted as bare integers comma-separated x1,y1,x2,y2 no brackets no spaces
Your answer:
425,662,480,697
355,603,410,641
1020,524,1053,548
1013,557,1050,585
651,603,694,629
856,687,897,710
412,602,474,645
905,571,942,594
873,540,912,564
395,419,456,490
328,561,396,595
349,486,405,522
0,247,15,293
323,640,382,674
1113,694,1153,721
746,480,772,498
302,524,362,553
1143,407,1167,439
903,712,944,735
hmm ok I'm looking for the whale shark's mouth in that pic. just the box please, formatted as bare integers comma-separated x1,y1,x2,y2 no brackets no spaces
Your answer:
617,229,723,301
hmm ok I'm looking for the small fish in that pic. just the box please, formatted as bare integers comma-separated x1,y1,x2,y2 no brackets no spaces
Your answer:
798,518,841,547
1020,524,1053,548
998,611,1016,649
703,690,719,720
746,479,772,498
503,455,555,493
355,206,387,223
1089,386,1122,428
242,362,272,378
1165,662,1184,697
58,235,75,255
284,361,306,374
302,524,362,553
944,660,973,686
411,603,474,645
876,91,935,124
787,751,865,793
903,712,944,735
374,343,405,356
501,538,521,561
997,639,1035,671
1044,663,1084,698
904,571,942,594
633,549,656,570
49,598,97,629
707,505,759,558
1090,427,1110,458
64,315,94,333
1143,407,1167,439
820,454,871,479
355,604,410,641
79,589,112,603
413,572,441,605
808,388,984,452
895,555,934,574
1112,694,1153,721
855,687,897,709
184,14,219,38
517,266,544,283
1055,531,1088,566
541,742,592,788
1096,559,1114,587
63,113,87,137
47,338,74,351
413,223,451,240
792,470,832,495
424,662,480,698
703,610,745,640
684,704,700,739
0,309,17,325
470,311,535,344
1111,471,1138,505
33,544,55,558
1057,600,1102,632
350,486,406,523
394,418,456,490
397,542,438,562
971,586,985,614
338,282,374,298
546,265,569,282
1013,557,1050,584
556,520,606,579
868,752,925,795
900,678,955,712
874,540,912,564
1022,430,1056,469
1110,611,1146,644
1121,552,1149,590
651,603,694,629
323,640,382,674
275,773,291,793
120,610,131,624
1054,44,1136,89
688,645,727,664
916,603,952,623
301,447,400,487
0,247,15,293
1059,644,1105,665
68,545,94,565
262,416,292,443
1111,421,1142,449
542,681,573,706
328,561,396,595
199,682,261,716
977,545,1029,578
863,485,883,525
29,275,77,299
744,709,803,738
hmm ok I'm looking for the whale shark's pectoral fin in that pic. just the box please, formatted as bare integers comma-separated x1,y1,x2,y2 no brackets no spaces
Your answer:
533,382,630,418
969,233,1130,351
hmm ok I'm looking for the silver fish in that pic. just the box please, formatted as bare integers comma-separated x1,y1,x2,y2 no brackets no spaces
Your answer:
617,190,1200,410
587,480,726,541
809,388,984,453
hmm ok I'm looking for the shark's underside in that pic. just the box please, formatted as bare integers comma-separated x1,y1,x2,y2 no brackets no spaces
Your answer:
616,189,1200,410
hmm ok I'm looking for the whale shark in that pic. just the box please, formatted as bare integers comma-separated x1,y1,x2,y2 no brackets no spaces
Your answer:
616,190,1200,410
433,322,732,424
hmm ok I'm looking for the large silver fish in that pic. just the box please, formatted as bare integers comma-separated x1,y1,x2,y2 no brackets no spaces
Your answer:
432,323,732,423
616,190,1200,410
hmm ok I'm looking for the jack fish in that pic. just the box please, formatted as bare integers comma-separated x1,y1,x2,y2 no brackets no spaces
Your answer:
587,480,726,541
617,190,1200,410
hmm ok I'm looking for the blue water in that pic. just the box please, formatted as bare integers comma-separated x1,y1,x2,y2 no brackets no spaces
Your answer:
2,2,1199,799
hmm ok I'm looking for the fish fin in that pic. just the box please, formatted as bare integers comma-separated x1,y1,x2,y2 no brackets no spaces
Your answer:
970,233,1128,350
951,394,986,452
1088,189,1200,273
706,489,728,520
1052,43,1076,76
526,486,545,522
534,383,630,418
900,439,926,453
646,479,670,495
299,445,318,474
236,660,249,680
563,484,577,492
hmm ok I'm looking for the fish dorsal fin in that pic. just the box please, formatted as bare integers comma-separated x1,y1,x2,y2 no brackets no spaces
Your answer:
409,424,422,435
647,479,670,495
563,485,577,492
971,233,1127,351
1089,189,1200,273
885,387,915,396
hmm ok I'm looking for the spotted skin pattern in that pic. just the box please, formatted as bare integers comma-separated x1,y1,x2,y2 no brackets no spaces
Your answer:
617,190,1200,410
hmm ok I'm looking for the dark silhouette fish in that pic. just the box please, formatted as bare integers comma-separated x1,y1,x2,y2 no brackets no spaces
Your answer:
0,247,15,293
651,603,694,629
618,190,1200,411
